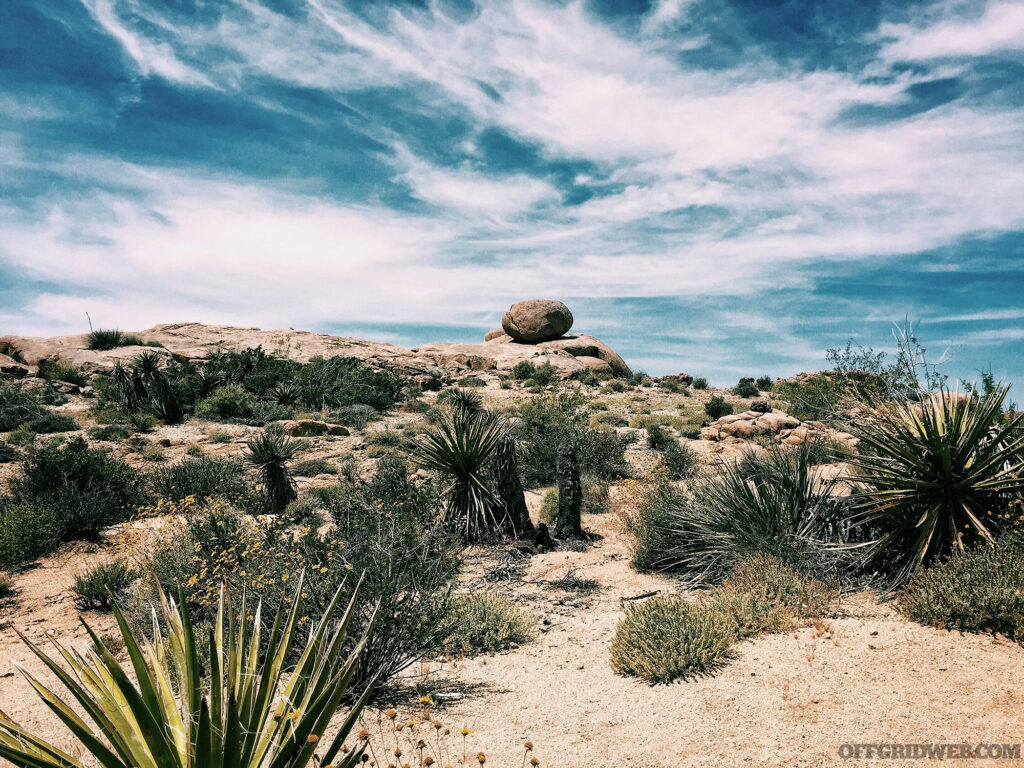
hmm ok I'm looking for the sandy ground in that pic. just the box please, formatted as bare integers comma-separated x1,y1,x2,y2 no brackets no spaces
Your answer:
3,383,1024,767
5,511,1023,768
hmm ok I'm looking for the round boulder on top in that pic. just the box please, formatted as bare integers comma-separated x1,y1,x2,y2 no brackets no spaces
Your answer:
501,299,573,343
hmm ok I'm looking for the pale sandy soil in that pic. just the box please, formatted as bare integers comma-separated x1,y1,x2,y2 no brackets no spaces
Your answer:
3,383,1024,767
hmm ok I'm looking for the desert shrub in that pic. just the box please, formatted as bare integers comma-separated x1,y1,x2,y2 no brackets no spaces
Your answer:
206,428,232,443
292,457,338,477
582,475,611,514
86,328,138,350
330,403,382,429
194,383,255,421
294,355,404,411
458,375,486,388
141,444,165,461
153,455,253,508
611,596,734,684
5,427,33,446
601,380,626,393
0,501,61,567
646,423,674,450
661,440,698,480
0,574,12,598
0,440,20,463
704,396,733,419
756,376,773,391
516,393,630,487
0,380,45,431
632,443,849,580
26,411,78,433
88,423,132,441
849,386,1024,584
38,383,68,406
897,542,1024,641
437,387,484,416
36,359,86,386
443,593,533,656
72,559,135,610
733,378,759,398
128,412,157,432
692,377,708,390
592,411,628,427
365,427,408,458
539,488,558,523
513,360,536,381
11,437,149,541
108,353,185,423
532,362,558,386
719,554,836,621
750,399,771,413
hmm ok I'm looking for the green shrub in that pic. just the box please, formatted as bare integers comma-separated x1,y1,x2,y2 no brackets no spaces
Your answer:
704,396,733,419
898,542,1024,641
0,380,45,431
610,596,734,684
718,554,836,622
0,440,20,463
0,573,12,599
153,455,253,508
5,427,33,446
692,377,708,390
662,440,698,480
88,423,133,441
850,386,1024,584
458,375,486,387
37,359,86,386
0,501,61,567
72,559,135,611
539,488,558,523
443,593,533,656
513,360,536,381
194,384,255,421
26,411,78,433
646,423,673,450
294,355,404,412
206,428,232,443
141,444,166,462
128,412,158,432
582,475,611,514
329,403,381,429
292,458,338,477
532,362,558,386
592,411,627,427
756,376,773,391
11,437,149,541
733,379,759,398
437,387,484,416
516,393,630,487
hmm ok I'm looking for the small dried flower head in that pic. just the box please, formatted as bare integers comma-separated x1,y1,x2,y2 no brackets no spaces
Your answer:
394,749,403,758
434,721,443,730
477,753,486,765
417,740,426,749
461,727,471,736
358,729,370,741
530,758,540,766
306,734,320,744
424,758,435,766
419,695,433,705
386,710,398,720
361,756,369,763
525,742,533,751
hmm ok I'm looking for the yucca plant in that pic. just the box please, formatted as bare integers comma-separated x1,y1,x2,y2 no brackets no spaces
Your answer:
415,408,508,541
658,442,847,582
87,328,125,351
245,427,302,514
0,573,378,768
437,388,483,417
849,385,1024,584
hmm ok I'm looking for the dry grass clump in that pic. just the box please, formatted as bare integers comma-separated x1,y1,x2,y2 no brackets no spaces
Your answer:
897,539,1024,642
444,593,534,657
611,555,836,684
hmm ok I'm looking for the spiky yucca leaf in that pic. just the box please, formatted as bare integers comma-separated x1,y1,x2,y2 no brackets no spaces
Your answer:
415,408,508,541
0,575,378,768
245,427,302,514
849,385,1024,584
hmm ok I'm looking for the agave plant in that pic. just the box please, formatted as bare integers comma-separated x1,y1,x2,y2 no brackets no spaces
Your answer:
848,385,1024,584
87,328,125,351
245,427,302,514
415,408,508,541
0,574,378,768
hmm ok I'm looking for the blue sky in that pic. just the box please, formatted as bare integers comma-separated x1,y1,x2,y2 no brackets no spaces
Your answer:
1,0,1023,384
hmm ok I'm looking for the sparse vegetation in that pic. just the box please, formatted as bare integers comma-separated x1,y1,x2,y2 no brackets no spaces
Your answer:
86,328,142,350
444,593,534,656
72,559,135,610
704,395,733,419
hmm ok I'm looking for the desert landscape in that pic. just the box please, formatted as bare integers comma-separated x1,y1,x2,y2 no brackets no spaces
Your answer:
1,300,1023,767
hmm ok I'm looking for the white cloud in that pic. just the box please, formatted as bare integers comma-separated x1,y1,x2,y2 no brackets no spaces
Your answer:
879,1,1024,61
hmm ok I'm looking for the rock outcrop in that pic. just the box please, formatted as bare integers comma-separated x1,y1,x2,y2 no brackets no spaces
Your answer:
0,319,631,381
501,299,573,343
700,409,858,448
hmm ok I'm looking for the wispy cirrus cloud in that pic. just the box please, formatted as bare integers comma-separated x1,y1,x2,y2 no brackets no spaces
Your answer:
1,0,1022,382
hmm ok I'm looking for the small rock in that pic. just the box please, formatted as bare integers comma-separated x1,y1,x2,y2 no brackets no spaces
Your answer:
282,419,350,437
